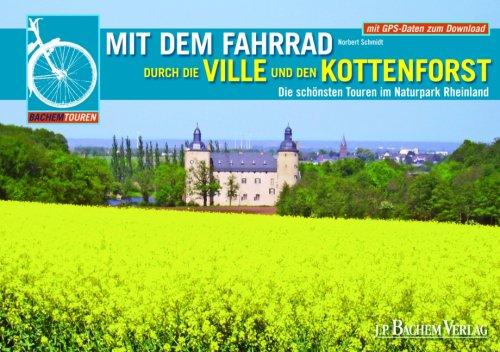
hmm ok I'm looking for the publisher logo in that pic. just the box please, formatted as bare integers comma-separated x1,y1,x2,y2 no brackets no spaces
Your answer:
26,15,99,123
375,319,488,339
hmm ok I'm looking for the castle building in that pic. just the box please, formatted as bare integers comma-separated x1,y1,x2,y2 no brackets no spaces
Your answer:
184,126,300,206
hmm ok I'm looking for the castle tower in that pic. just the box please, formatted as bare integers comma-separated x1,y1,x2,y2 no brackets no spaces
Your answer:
184,125,211,205
277,125,300,194
339,135,347,158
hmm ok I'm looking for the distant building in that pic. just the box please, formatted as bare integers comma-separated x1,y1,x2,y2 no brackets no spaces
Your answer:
317,154,339,164
399,148,419,156
339,135,348,159
184,125,300,206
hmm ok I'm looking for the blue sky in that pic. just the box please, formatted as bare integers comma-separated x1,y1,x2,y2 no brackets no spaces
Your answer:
0,0,499,142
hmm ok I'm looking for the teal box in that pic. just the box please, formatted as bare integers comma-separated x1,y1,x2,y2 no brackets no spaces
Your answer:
26,15,99,111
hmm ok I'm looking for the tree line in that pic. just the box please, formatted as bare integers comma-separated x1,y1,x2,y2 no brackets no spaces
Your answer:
2,123,497,224
109,136,186,206
277,139,499,225
0,124,239,208
0,124,111,205
109,136,239,207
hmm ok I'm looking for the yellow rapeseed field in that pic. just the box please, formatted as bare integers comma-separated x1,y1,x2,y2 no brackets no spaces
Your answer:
0,201,498,351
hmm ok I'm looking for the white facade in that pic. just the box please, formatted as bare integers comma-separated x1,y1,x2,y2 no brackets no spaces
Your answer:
213,171,278,206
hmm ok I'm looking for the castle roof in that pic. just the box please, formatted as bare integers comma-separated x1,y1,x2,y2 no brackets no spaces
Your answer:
278,125,298,152
189,125,206,151
212,152,277,172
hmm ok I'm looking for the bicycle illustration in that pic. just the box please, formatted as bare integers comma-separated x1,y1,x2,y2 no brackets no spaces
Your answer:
27,17,97,109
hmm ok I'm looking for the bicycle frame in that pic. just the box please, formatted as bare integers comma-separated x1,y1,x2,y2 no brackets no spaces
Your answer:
28,18,62,77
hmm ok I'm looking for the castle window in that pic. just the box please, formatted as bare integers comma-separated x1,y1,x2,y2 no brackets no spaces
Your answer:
270,178,274,185
255,178,261,184
269,188,275,195
241,194,247,200
294,175,298,180
241,160,244,165
254,194,260,201
242,178,247,184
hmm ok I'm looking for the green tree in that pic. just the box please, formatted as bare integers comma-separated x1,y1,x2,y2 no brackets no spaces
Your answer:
155,164,186,206
121,176,135,201
449,139,488,166
125,137,133,176
431,161,463,182
406,173,439,221
276,183,291,214
137,136,145,171
331,158,365,177
225,174,239,205
111,135,119,180
208,162,220,206
452,166,481,223
179,145,185,167
145,142,154,170
164,142,170,164
134,169,154,204
188,160,220,206
472,174,499,225
365,160,401,189
118,138,126,181
154,142,161,167
355,148,375,162
431,181,458,222
172,146,178,165
43,153,112,205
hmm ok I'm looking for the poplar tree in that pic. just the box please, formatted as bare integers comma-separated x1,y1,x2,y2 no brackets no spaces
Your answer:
164,142,170,164
179,145,185,166
154,142,161,167
125,137,133,176
145,143,153,170
111,135,119,180
119,138,126,181
137,136,145,171
172,146,178,164
149,142,154,169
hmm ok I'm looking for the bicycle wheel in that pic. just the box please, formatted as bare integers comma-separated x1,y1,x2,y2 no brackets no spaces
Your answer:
28,41,97,109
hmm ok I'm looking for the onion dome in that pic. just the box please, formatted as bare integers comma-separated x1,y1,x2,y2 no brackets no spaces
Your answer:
278,125,298,152
189,125,206,151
